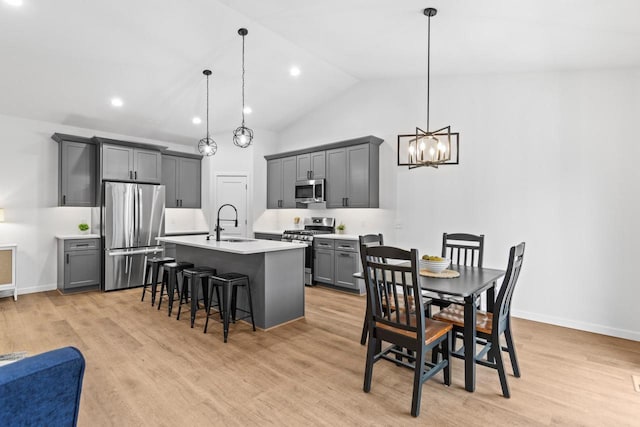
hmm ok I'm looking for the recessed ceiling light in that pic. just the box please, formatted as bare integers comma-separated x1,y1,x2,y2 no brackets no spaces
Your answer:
4,0,23,7
243,106,252,115
110,97,123,107
289,66,301,77
192,116,202,125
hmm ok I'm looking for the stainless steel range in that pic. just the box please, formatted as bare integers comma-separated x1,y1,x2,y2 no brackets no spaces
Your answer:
282,217,335,286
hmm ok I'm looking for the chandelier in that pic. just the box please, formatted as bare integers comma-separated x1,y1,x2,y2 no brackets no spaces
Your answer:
397,8,459,169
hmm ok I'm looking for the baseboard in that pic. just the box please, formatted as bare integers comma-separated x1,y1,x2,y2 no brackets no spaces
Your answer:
511,309,640,342
15,283,57,295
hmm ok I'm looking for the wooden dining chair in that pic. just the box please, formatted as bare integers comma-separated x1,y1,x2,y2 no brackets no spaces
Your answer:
429,232,485,310
361,245,452,417
433,242,525,398
358,234,384,345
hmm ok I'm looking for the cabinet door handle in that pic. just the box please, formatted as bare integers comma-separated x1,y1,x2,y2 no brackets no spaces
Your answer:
345,197,349,207
339,253,351,257
62,195,66,205
66,254,70,264
134,171,138,180
180,199,183,207
76,243,89,247
129,171,132,179
176,199,179,206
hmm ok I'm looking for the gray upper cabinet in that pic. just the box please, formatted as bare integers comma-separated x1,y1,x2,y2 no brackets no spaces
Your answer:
102,143,161,183
102,144,133,181
296,151,326,181
267,156,296,208
264,135,382,210
282,156,297,208
54,134,97,207
134,148,162,183
267,159,283,209
326,148,347,208
162,156,178,208
162,153,202,208
326,143,379,208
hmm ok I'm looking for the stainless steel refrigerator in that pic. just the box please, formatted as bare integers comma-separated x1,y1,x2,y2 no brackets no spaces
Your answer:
101,182,165,291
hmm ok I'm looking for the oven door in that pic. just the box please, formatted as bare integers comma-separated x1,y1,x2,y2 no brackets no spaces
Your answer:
291,239,313,285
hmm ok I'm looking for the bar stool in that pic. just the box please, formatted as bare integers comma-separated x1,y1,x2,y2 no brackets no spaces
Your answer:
205,272,256,343
142,256,175,306
176,266,216,328
157,261,194,315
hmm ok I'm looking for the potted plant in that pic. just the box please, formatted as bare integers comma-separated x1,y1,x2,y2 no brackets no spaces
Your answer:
336,223,345,234
78,222,90,234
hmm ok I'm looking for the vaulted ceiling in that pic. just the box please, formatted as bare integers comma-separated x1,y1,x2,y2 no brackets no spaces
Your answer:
1,0,639,145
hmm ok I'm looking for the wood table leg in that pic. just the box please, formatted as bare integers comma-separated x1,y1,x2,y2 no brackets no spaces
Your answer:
464,295,477,392
487,281,496,313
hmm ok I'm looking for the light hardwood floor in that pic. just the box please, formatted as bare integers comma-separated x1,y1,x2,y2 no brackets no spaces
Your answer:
1,286,639,426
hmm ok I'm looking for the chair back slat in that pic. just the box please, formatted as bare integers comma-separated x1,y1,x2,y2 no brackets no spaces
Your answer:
442,233,485,267
361,246,425,338
493,242,526,335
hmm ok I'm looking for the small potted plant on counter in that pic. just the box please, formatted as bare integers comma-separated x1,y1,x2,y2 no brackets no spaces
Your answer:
336,223,346,234
78,222,90,235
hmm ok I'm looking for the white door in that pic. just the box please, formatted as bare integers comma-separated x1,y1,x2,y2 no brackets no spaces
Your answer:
215,175,248,237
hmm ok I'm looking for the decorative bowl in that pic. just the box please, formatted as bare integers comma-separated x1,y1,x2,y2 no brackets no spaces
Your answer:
420,257,451,273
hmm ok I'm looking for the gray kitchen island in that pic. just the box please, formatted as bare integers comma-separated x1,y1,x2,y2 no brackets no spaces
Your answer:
156,235,306,329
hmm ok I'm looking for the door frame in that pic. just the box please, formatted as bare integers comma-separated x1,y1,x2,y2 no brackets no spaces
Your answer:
213,173,250,237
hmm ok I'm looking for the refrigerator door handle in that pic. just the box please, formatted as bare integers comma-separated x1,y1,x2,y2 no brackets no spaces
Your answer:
108,247,163,257
137,186,143,247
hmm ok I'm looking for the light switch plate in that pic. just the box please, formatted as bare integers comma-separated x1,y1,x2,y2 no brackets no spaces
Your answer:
632,375,640,393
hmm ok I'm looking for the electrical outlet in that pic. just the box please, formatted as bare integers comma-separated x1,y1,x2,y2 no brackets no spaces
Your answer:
632,375,640,393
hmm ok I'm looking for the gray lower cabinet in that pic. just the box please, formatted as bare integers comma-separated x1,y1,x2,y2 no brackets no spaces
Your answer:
102,144,162,183
267,156,296,208
313,247,335,284
54,135,97,207
326,143,379,208
254,232,283,241
162,153,202,208
57,238,101,293
296,151,326,181
314,238,362,292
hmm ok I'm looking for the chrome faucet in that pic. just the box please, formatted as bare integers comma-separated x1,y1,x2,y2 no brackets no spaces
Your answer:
212,204,238,242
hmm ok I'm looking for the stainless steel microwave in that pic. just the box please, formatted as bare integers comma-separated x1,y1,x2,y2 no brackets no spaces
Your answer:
295,179,325,204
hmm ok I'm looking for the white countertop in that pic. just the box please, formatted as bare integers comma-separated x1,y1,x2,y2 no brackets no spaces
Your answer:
55,234,100,240
157,235,307,255
317,233,359,240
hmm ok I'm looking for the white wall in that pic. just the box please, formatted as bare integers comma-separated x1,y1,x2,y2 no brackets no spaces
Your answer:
0,114,203,295
273,69,640,341
201,129,279,236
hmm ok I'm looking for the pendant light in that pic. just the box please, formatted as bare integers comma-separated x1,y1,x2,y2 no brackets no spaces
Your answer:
198,69,217,156
397,8,459,169
233,28,254,148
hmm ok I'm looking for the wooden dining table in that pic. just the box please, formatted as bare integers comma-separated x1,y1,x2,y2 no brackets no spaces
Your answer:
355,263,505,392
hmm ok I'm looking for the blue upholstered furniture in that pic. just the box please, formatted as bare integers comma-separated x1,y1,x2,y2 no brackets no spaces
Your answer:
0,346,86,427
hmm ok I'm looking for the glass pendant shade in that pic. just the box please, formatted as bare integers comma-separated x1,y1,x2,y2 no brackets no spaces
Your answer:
198,69,217,156
199,136,217,156
233,125,254,148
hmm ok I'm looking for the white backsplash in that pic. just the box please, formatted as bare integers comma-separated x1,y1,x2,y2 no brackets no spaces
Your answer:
165,209,209,233
253,208,394,240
